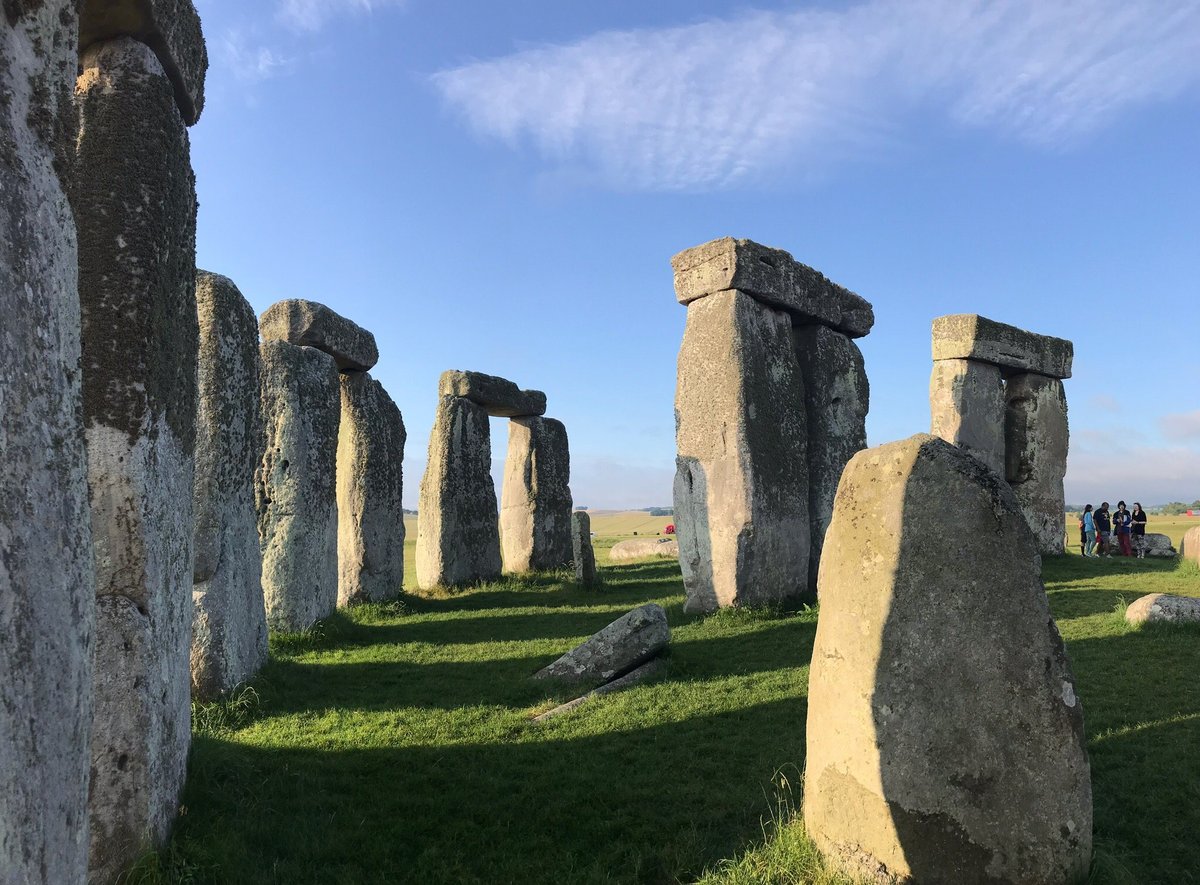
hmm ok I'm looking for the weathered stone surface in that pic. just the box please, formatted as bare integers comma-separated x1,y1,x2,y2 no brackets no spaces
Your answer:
337,372,407,605
500,417,573,573
609,537,680,561
533,604,670,686
533,658,667,722
192,272,267,700
1181,526,1200,565
438,370,547,417
1,6,95,882
572,511,597,585
805,435,1091,884
794,324,869,596
80,0,208,125
929,358,1005,476
672,238,874,338
674,289,809,612
1136,533,1178,558
74,37,199,883
260,299,379,372
1005,373,1069,555
1125,593,1200,625
416,396,502,588
932,314,1073,379
257,341,340,631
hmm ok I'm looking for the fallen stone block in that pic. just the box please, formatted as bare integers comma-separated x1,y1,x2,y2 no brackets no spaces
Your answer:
609,537,680,562
260,299,379,372
1126,593,1200,625
932,314,1073,379
532,658,667,722
438,370,547,417
1136,533,1178,558
533,603,670,686
672,237,874,338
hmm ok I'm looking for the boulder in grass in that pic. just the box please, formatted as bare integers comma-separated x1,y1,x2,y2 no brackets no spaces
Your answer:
1138,533,1178,558
534,603,670,686
1125,594,1200,626
609,537,679,562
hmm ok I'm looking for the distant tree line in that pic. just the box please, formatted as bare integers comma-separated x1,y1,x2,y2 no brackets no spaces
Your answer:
1159,501,1200,515
645,507,673,517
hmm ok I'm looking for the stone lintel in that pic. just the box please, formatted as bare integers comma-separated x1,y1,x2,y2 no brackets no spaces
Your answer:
671,237,874,338
932,314,1073,380
260,299,379,373
439,370,546,418
80,0,208,125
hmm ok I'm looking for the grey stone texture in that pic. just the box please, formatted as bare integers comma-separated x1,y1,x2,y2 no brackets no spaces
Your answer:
1,5,96,882
337,372,407,605
257,341,341,631
674,288,809,612
1181,526,1200,565
533,658,667,722
192,272,268,700
1005,373,1069,555
609,537,680,561
929,358,1006,476
73,37,200,883
80,0,208,124
500,416,573,573
805,435,1091,884
533,603,670,687
1125,593,1200,625
1135,533,1178,558
439,369,547,417
416,396,502,588
259,299,379,372
932,314,1073,380
572,511,597,585
793,324,869,597
672,237,874,338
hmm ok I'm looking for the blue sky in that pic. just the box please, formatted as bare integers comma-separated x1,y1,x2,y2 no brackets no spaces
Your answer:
191,0,1200,510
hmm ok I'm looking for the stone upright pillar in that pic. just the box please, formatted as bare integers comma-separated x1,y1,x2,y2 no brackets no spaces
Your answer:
191,272,268,700
500,417,573,573
417,395,502,588
257,341,341,630
929,358,1005,476
793,324,869,596
72,4,207,875
1006,373,1069,555
572,511,597,586
1,5,96,882
338,372,407,604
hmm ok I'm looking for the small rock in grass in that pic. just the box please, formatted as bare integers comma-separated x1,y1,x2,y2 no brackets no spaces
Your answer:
1125,594,1200,625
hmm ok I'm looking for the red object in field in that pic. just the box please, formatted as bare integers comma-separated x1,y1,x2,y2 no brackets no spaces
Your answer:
664,524,675,534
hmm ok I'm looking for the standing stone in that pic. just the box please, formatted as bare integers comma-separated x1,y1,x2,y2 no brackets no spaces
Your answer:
337,372,407,605
674,289,809,612
1181,526,1200,566
257,342,340,631
191,272,268,700
500,417,573,573
805,435,1091,884
572,512,597,586
1,5,95,882
1006,373,1069,555
793,324,869,596
73,36,200,882
929,358,1006,476
416,396,502,588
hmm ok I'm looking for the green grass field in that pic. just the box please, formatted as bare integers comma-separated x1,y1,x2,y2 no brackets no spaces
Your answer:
139,528,1200,885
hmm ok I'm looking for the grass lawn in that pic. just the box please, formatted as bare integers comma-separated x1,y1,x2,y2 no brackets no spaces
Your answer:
139,540,1200,884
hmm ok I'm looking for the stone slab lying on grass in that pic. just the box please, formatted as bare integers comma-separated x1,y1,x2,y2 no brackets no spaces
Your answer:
1131,533,1177,558
1125,594,1200,625
533,658,667,722
260,299,379,372
1182,526,1200,565
533,603,670,686
438,370,547,417
932,314,1073,379
609,537,679,561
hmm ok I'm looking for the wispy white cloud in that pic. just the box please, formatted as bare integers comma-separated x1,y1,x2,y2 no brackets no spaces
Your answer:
432,0,1200,190
278,0,405,33
220,31,293,81
1160,410,1200,442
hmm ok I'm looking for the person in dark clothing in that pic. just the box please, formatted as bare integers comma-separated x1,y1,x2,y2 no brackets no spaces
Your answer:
1131,502,1148,558
1113,501,1133,556
1095,503,1112,556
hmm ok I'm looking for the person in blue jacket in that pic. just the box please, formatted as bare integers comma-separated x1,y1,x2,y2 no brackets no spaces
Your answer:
1081,504,1097,557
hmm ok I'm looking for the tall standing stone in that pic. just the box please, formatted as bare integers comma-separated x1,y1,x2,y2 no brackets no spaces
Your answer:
338,372,407,605
73,31,203,881
805,435,1091,883
1,5,96,882
929,358,1005,476
793,324,868,596
673,289,809,612
257,341,341,631
191,272,268,700
416,396,502,588
572,511,597,586
1006,373,1069,555
500,417,573,573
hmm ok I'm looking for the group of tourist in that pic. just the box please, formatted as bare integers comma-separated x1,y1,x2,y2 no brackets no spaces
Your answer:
1077,501,1148,558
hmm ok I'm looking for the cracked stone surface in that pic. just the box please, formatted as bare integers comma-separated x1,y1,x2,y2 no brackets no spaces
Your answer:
533,604,670,687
